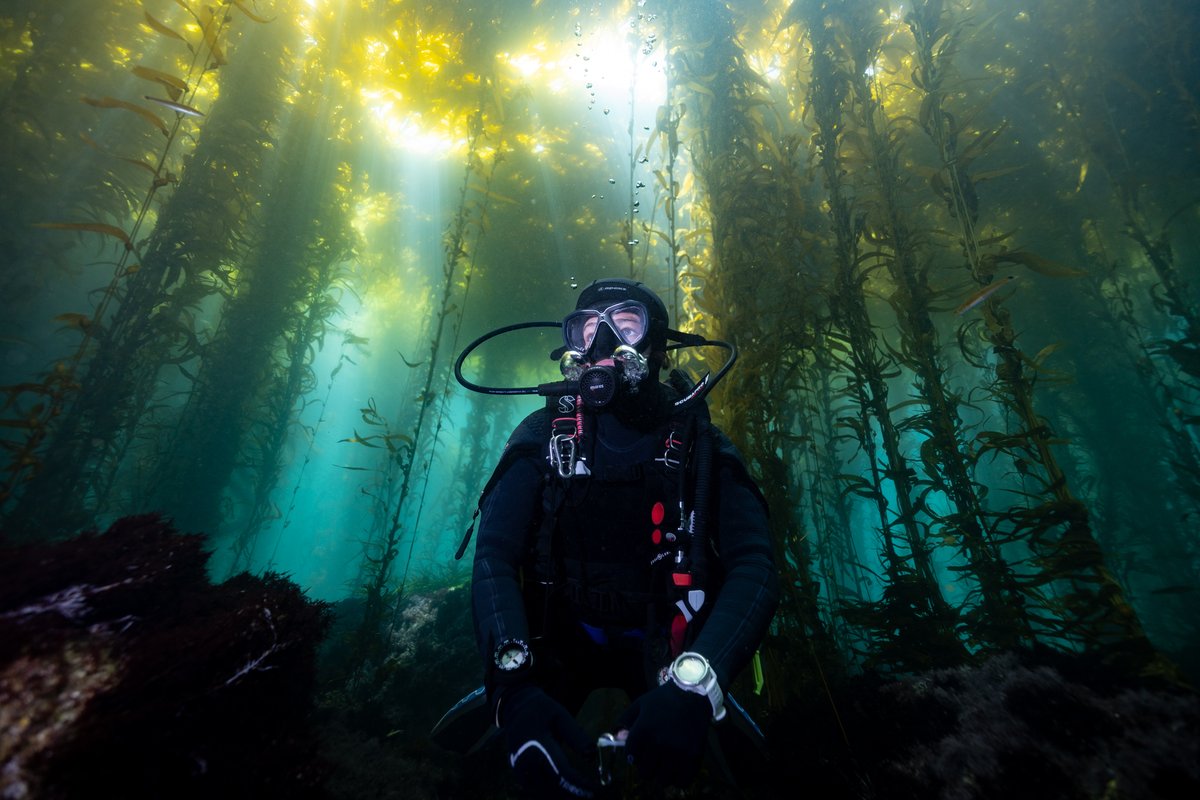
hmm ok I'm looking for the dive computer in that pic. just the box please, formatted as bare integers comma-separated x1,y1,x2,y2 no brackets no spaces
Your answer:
666,651,726,721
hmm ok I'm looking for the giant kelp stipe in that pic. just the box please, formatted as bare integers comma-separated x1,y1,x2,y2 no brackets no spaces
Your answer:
1,1,1199,797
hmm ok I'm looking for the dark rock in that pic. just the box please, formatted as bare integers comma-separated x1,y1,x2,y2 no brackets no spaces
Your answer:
770,648,1200,799
0,514,333,799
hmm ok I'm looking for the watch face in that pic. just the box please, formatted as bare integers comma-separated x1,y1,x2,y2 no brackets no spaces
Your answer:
496,640,530,671
675,655,707,684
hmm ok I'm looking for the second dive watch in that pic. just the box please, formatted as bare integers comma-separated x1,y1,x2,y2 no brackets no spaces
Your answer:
493,638,532,673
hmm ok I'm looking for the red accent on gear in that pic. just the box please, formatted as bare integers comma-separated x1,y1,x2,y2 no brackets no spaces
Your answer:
672,573,692,587
651,501,665,526
670,614,687,656
652,529,662,545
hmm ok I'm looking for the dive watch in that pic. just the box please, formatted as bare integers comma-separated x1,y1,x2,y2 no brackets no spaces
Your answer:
493,638,532,673
666,651,726,721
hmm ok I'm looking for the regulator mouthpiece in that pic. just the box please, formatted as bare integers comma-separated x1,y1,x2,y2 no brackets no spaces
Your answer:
578,365,619,407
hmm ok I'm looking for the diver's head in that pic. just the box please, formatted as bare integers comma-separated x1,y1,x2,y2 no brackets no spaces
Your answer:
559,278,669,411
564,278,668,365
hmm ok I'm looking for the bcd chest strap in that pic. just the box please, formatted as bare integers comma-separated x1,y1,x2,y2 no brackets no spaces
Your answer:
453,406,553,560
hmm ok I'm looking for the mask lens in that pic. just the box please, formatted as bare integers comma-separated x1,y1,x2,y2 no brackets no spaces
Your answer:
562,301,649,353
608,303,648,345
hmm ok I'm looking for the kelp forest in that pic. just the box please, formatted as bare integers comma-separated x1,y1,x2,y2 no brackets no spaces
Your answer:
2,1,1198,798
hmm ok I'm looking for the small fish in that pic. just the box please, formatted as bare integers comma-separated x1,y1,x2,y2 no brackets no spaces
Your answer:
955,275,1016,316
143,95,205,118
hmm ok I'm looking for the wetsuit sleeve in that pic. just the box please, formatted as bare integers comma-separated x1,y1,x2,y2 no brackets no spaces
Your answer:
471,454,543,668
688,458,780,689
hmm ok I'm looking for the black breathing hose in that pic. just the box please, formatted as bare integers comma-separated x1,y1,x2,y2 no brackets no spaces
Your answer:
453,321,564,395
453,320,738,410
688,416,714,588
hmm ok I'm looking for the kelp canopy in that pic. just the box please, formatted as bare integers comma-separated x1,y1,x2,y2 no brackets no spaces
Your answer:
1,0,1198,686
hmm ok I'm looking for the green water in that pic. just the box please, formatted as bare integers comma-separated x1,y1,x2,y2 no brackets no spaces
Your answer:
0,0,1197,680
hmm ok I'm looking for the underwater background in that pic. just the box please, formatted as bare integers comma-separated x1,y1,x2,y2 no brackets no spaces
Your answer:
2,0,1199,797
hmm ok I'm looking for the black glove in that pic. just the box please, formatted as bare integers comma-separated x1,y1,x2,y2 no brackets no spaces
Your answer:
497,685,598,799
615,682,713,788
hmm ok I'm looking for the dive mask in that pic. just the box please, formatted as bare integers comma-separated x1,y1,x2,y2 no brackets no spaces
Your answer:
561,300,650,360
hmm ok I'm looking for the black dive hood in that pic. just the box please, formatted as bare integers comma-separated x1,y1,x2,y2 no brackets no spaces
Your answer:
453,320,737,412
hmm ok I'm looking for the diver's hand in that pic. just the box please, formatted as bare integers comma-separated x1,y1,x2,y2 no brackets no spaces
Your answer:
615,682,712,788
498,685,598,799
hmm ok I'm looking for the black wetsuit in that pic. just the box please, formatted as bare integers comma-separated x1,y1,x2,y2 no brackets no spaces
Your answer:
471,392,780,712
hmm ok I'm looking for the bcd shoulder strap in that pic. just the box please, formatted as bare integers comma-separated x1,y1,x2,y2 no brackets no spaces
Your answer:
453,405,555,560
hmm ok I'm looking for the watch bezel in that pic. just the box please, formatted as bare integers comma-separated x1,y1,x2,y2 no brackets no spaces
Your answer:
493,638,532,672
672,654,708,686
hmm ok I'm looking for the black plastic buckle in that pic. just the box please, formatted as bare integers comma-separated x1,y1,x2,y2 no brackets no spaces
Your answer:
663,431,686,471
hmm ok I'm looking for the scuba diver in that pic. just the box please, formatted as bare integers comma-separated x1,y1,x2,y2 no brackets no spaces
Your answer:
435,278,779,797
